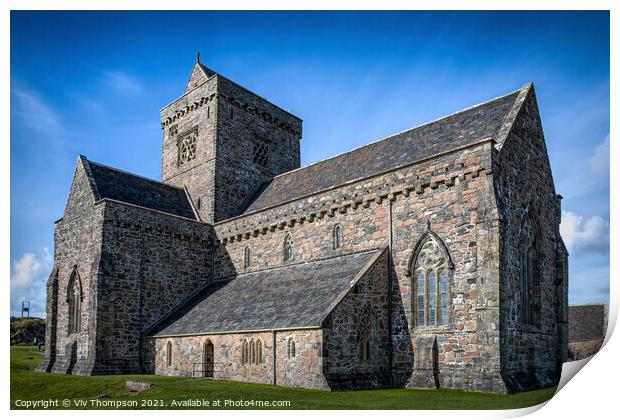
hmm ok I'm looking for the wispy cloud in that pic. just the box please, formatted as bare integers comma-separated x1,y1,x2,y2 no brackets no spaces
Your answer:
560,210,609,255
557,134,610,199
586,134,610,179
12,85,63,136
10,249,53,317
101,71,144,96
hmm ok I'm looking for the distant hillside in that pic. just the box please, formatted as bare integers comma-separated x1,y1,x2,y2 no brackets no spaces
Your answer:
10,317,45,346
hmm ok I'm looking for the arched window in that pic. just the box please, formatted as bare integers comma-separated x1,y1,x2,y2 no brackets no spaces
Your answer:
333,224,342,250
250,339,256,364
412,233,452,328
284,233,294,262
255,339,263,364
520,215,540,326
244,246,251,270
67,268,82,335
166,341,173,367
287,338,296,359
242,339,250,365
241,339,247,365
359,306,373,362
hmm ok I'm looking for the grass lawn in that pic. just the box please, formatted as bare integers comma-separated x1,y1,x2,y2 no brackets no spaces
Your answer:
11,346,556,410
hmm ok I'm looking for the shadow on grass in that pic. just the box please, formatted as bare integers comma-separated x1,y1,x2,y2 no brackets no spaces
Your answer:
11,346,556,410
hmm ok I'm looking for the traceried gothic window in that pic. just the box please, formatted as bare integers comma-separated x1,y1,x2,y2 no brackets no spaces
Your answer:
520,215,541,326
166,341,173,367
178,129,197,165
359,306,373,362
332,224,342,250
244,246,251,270
287,338,296,359
284,233,294,262
413,234,451,328
252,138,269,168
67,268,82,335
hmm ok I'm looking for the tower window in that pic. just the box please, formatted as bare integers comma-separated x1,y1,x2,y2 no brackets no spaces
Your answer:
284,233,294,262
333,224,343,250
252,138,269,168
244,246,251,270
178,129,197,164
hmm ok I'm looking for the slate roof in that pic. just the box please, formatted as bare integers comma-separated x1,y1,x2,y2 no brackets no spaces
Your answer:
151,248,384,336
242,87,522,214
82,157,197,220
569,304,607,342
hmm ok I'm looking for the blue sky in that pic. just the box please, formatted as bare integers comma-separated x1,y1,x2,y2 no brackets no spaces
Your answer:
10,11,609,317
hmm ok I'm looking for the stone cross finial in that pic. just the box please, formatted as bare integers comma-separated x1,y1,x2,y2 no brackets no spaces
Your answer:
196,50,201,63
427,220,431,231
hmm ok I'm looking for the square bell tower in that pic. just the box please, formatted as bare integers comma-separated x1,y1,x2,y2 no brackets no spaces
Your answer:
160,53,302,223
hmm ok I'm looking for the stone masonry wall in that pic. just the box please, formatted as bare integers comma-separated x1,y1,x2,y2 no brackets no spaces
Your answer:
213,77,301,221
150,329,329,390
495,87,565,391
38,159,105,375
92,199,215,373
212,139,502,391
160,74,219,222
160,73,302,223
323,250,390,389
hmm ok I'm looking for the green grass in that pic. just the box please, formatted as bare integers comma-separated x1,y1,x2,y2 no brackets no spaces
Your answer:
11,346,556,410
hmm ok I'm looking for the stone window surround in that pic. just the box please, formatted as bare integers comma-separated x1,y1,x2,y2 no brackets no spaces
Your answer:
252,136,270,168
409,230,454,330
66,266,82,336
241,338,264,365
166,340,173,367
287,337,296,359
283,232,294,262
519,212,541,327
177,127,198,166
332,223,343,250
358,305,375,362
243,245,251,270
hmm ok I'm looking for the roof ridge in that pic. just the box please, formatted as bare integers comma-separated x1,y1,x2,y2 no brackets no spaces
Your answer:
267,86,522,182
78,155,101,201
86,158,186,191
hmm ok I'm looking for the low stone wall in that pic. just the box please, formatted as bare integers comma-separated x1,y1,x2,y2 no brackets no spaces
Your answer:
568,339,604,361
149,329,329,390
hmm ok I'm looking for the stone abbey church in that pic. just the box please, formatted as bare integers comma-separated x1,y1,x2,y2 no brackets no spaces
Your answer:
38,56,569,393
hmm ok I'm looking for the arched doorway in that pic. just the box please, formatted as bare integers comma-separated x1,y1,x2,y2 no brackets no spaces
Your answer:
203,340,214,378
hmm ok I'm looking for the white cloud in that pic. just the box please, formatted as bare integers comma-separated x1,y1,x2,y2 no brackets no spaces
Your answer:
12,86,62,135
560,210,609,255
10,248,53,317
586,134,610,178
102,71,144,95
557,134,610,200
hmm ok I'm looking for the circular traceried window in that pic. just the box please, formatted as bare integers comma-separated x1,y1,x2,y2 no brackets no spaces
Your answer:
179,133,197,164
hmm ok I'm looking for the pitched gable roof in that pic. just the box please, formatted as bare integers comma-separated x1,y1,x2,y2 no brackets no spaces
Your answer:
241,84,529,215
80,156,197,220
185,61,217,93
149,248,385,336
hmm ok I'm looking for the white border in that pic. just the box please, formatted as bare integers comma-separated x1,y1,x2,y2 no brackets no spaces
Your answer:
3,2,616,420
